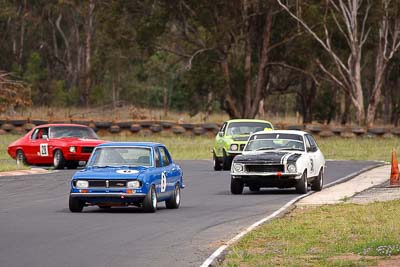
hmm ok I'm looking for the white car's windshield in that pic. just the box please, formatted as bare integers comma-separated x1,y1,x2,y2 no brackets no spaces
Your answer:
50,126,98,139
245,133,305,152
88,147,152,167
226,122,272,136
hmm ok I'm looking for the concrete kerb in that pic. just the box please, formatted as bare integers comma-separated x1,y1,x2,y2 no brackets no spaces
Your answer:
200,161,387,267
0,167,51,177
323,160,387,189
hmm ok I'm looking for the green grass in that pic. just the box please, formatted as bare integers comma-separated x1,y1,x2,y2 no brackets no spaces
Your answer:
317,137,400,162
105,134,213,160
222,201,400,267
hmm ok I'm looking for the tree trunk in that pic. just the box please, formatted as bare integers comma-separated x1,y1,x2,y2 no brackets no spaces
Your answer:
341,93,351,125
326,87,338,124
18,0,27,70
351,57,365,125
243,0,252,118
83,0,95,108
250,5,273,118
220,59,240,118
163,82,168,117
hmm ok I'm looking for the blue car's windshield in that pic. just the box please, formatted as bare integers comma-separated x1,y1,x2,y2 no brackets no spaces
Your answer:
88,147,152,167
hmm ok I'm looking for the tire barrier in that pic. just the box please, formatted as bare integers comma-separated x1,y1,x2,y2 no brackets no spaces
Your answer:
0,118,399,138
130,124,142,133
109,125,121,134
150,124,162,133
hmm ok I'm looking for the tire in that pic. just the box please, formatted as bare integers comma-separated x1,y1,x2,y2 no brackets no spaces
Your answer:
311,168,324,191
16,150,28,167
222,150,232,170
249,185,260,192
53,150,66,169
230,177,244,194
69,196,84,212
67,161,79,169
296,171,308,194
213,151,222,171
165,184,181,209
143,186,157,213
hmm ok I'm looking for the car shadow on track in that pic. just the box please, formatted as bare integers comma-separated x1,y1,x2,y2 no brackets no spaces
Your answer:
216,188,302,196
60,206,175,214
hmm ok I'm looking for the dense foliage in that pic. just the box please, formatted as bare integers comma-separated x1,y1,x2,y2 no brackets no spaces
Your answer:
1,0,399,125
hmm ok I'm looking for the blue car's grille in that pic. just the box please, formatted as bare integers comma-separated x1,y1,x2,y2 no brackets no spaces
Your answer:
246,164,284,173
87,180,127,188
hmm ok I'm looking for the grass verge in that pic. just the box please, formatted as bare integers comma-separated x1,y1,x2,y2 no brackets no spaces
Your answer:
222,200,400,267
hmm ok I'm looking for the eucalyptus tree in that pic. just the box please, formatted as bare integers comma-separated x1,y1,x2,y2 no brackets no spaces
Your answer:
278,0,400,126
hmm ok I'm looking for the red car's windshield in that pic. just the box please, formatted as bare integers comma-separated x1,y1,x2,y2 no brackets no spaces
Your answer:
49,126,98,139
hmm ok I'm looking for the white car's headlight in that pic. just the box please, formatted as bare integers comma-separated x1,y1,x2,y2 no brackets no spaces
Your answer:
127,180,141,189
69,146,77,153
287,164,297,173
233,163,244,172
230,144,238,151
76,180,88,188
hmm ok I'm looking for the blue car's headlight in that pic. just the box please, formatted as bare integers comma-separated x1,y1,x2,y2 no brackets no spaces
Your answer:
76,180,88,188
127,180,140,189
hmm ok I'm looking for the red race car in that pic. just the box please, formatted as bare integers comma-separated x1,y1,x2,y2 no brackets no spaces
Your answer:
8,124,106,169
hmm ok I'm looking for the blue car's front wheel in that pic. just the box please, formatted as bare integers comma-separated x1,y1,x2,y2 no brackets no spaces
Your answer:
69,196,84,212
143,186,157,213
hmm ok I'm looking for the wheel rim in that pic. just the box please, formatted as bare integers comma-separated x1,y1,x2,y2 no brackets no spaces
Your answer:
175,187,180,205
54,151,60,166
16,152,23,166
304,174,308,189
319,171,323,187
151,189,157,208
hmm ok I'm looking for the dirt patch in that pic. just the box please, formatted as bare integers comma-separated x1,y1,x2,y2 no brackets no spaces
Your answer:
330,254,400,266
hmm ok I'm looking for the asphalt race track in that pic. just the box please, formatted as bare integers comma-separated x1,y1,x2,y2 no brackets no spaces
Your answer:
0,160,381,267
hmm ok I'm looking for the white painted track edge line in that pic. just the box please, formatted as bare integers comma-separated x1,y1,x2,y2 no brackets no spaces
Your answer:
199,193,310,267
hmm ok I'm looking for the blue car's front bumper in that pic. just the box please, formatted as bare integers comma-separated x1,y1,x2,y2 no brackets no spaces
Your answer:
70,192,146,198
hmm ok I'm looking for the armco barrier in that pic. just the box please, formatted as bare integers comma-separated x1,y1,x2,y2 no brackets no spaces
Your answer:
0,118,399,138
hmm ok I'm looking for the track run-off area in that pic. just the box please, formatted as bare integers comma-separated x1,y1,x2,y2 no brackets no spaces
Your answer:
0,160,381,267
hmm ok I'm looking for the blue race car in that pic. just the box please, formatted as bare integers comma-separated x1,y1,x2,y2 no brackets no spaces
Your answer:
69,142,184,213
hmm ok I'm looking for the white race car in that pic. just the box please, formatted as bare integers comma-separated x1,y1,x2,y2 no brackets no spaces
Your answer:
230,130,326,194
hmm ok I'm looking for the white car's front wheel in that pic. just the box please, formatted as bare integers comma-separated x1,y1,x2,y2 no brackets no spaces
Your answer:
230,177,244,194
295,171,308,194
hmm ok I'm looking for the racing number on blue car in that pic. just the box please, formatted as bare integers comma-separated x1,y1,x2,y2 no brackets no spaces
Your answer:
161,172,167,193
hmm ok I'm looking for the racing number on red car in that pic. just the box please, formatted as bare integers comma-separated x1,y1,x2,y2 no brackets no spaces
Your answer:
161,172,167,193
40,143,49,156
